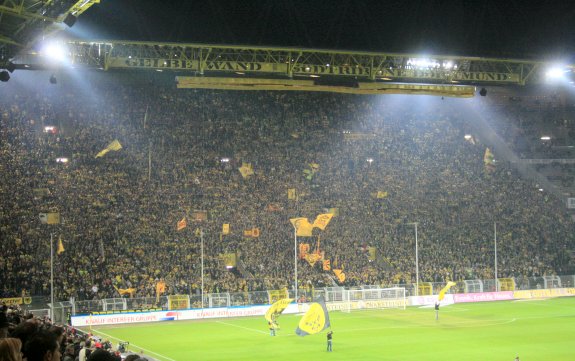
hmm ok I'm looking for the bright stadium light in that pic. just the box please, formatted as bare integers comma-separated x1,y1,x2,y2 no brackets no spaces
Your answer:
408,58,440,69
540,136,551,140
41,42,68,62
545,67,564,79
544,65,572,82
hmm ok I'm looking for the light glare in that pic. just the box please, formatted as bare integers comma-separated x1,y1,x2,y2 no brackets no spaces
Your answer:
42,42,68,62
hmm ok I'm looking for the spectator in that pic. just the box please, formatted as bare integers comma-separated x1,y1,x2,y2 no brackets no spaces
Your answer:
87,349,120,361
0,338,23,361
24,330,60,361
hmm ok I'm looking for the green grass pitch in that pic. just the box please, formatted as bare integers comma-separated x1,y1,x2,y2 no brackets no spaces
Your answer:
84,297,575,361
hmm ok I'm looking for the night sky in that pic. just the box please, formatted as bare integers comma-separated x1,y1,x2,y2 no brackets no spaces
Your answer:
73,0,574,59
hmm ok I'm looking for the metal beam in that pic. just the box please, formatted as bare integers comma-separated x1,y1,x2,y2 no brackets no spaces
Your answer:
0,4,58,22
0,34,23,47
15,40,574,88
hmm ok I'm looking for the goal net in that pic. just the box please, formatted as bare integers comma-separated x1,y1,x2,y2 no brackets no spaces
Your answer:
325,287,406,312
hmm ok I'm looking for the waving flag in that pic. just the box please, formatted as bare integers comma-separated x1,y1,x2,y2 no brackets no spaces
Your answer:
95,140,122,158
239,163,254,178
290,217,314,237
295,297,331,336
438,281,457,301
265,298,293,324
177,217,187,231
312,213,334,230
484,148,495,172
57,237,65,255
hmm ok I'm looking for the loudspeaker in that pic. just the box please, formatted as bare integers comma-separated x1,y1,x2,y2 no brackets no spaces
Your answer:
63,14,77,28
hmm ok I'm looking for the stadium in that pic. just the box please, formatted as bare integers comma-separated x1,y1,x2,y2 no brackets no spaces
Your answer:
0,1,574,361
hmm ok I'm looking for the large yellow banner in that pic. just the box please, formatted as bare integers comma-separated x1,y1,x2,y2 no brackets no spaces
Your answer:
290,218,314,237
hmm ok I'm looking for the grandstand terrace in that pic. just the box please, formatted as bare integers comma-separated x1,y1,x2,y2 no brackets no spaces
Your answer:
1,70,574,303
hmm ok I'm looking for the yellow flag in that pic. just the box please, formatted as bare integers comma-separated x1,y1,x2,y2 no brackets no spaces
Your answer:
484,148,495,172
57,237,65,255
265,298,293,323
156,280,166,295
312,213,334,230
116,287,136,297
438,281,457,301
295,297,331,336
367,246,376,261
290,217,314,237
287,188,297,200
376,191,388,199
220,253,237,268
39,212,60,224
333,269,346,283
177,217,187,231
238,163,254,178
95,140,122,158
222,223,230,235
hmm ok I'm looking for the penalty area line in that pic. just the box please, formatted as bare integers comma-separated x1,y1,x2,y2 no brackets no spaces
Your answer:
91,329,177,361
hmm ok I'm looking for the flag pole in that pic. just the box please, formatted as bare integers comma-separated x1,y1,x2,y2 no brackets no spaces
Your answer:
50,233,54,321
292,224,298,301
407,222,419,296
494,222,498,292
200,228,204,309
415,222,419,297
148,140,152,181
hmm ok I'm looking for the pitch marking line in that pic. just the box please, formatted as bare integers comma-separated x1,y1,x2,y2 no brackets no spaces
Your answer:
92,329,177,361
215,320,269,335
342,317,517,332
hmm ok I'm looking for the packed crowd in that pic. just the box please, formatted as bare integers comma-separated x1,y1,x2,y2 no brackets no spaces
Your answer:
0,301,148,361
0,71,573,302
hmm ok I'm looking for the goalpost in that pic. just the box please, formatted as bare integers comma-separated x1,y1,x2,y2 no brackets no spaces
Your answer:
325,287,406,312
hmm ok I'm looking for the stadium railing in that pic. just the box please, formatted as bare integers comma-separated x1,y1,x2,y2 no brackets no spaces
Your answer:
17,274,575,320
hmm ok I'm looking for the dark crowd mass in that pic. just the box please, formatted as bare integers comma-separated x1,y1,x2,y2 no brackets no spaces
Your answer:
0,71,573,303
0,301,148,361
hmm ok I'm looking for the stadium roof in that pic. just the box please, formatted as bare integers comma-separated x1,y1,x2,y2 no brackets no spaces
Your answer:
0,0,99,67
2,0,575,64
65,1,575,59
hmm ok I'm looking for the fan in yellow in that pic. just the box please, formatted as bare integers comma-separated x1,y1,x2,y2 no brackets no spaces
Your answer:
295,296,331,336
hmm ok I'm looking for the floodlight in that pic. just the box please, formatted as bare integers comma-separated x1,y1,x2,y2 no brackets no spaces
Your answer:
479,88,487,96
0,70,9,82
545,67,564,79
540,136,551,141
42,42,68,62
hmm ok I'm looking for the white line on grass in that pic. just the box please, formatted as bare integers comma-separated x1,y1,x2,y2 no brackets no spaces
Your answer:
340,317,517,332
215,321,269,335
92,329,177,361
